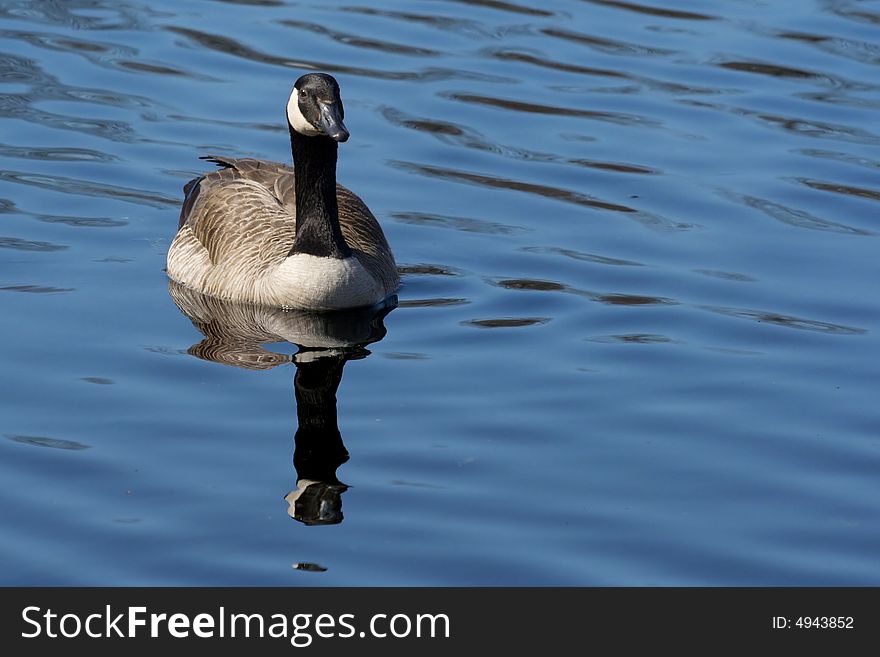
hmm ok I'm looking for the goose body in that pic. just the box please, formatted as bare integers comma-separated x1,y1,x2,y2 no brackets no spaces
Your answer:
167,74,399,310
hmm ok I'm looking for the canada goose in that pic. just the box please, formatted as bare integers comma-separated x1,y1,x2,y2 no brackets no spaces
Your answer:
167,73,399,310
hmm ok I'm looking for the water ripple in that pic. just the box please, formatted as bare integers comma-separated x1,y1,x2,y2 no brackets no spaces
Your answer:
797,148,880,172
0,0,154,31
340,6,497,39
521,245,644,266
827,1,880,28
443,91,660,126
81,377,115,385
6,434,90,450
214,0,285,6
490,277,677,307
391,211,527,235
398,297,470,308
2,27,215,80
115,59,213,79
485,46,629,79
1,28,136,62
495,278,566,291
541,26,678,57
0,170,176,208
165,26,504,82
592,292,677,306
0,102,138,141
777,29,880,66
165,113,286,134
0,284,74,294
381,106,553,160
795,178,880,203
569,158,659,174
391,160,637,213
277,20,441,57
383,105,659,175
586,333,677,344
723,191,872,235
681,100,880,146
693,269,757,283
445,0,554,18
398,264,464,277
0,51,155,109
584,0,717,21
0,50,149,141
0,143,118,162
702,306,867,335
36,213,128,228
0,236,67,252
391,160,687,231
463,317,551,328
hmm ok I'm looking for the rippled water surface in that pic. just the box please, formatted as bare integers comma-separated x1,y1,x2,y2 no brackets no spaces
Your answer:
1,0,878,585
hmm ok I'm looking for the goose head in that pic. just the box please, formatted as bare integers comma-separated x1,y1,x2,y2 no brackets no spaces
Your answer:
286,73,349,142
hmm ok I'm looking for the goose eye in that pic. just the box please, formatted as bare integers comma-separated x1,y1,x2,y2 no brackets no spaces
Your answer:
299,89,308,98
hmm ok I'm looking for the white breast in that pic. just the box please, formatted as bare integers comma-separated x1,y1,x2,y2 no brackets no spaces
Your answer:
264,254,385,310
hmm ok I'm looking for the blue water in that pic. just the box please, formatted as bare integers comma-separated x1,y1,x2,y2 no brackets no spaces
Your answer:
1,0,878,586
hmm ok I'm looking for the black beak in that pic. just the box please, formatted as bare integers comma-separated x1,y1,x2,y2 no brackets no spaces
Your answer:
317,101,349,142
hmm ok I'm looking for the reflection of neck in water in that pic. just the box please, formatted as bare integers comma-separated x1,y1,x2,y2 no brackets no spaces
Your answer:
286,351,350,526
167,281,394,527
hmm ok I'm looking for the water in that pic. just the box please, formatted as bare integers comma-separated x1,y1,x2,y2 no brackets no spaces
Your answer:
0,0,878,586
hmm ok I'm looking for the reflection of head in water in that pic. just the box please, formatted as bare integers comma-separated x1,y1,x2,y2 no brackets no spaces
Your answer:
285,478,347,526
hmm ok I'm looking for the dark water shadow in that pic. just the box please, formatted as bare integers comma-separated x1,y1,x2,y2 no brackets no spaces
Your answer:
796,148,880,173
463,317,550,328
777,28,880,66
276,19,441,57
0,197,128,228
680,99,880,146
339,5,503,40
0,284,74,294
585,333,677,344
444,0,554,17
722,190,873,235
521,245,644,267
490,276,678,306
391,210,527,236
0,170,176,209
701,304,867,335
382,105,662,173
390,160,689,232
168,282,394,527
6,434,90,450
581,0,716,21
795,178,880,203
0,236,67,252
442,91,660,127
540,26,679,57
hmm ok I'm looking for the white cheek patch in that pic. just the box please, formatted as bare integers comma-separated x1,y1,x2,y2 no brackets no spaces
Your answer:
287,88,322,136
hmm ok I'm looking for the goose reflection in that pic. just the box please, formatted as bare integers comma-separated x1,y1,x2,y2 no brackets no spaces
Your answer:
168,281,394,526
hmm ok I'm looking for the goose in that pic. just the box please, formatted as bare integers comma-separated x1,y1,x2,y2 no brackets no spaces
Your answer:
166,73,399,310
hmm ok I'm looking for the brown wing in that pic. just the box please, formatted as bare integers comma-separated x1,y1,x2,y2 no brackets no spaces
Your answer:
337,184,399,291
178,157,297,271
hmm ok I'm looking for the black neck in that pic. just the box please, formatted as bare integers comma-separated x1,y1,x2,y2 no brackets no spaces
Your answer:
288,127,352,259
293,355,349,483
